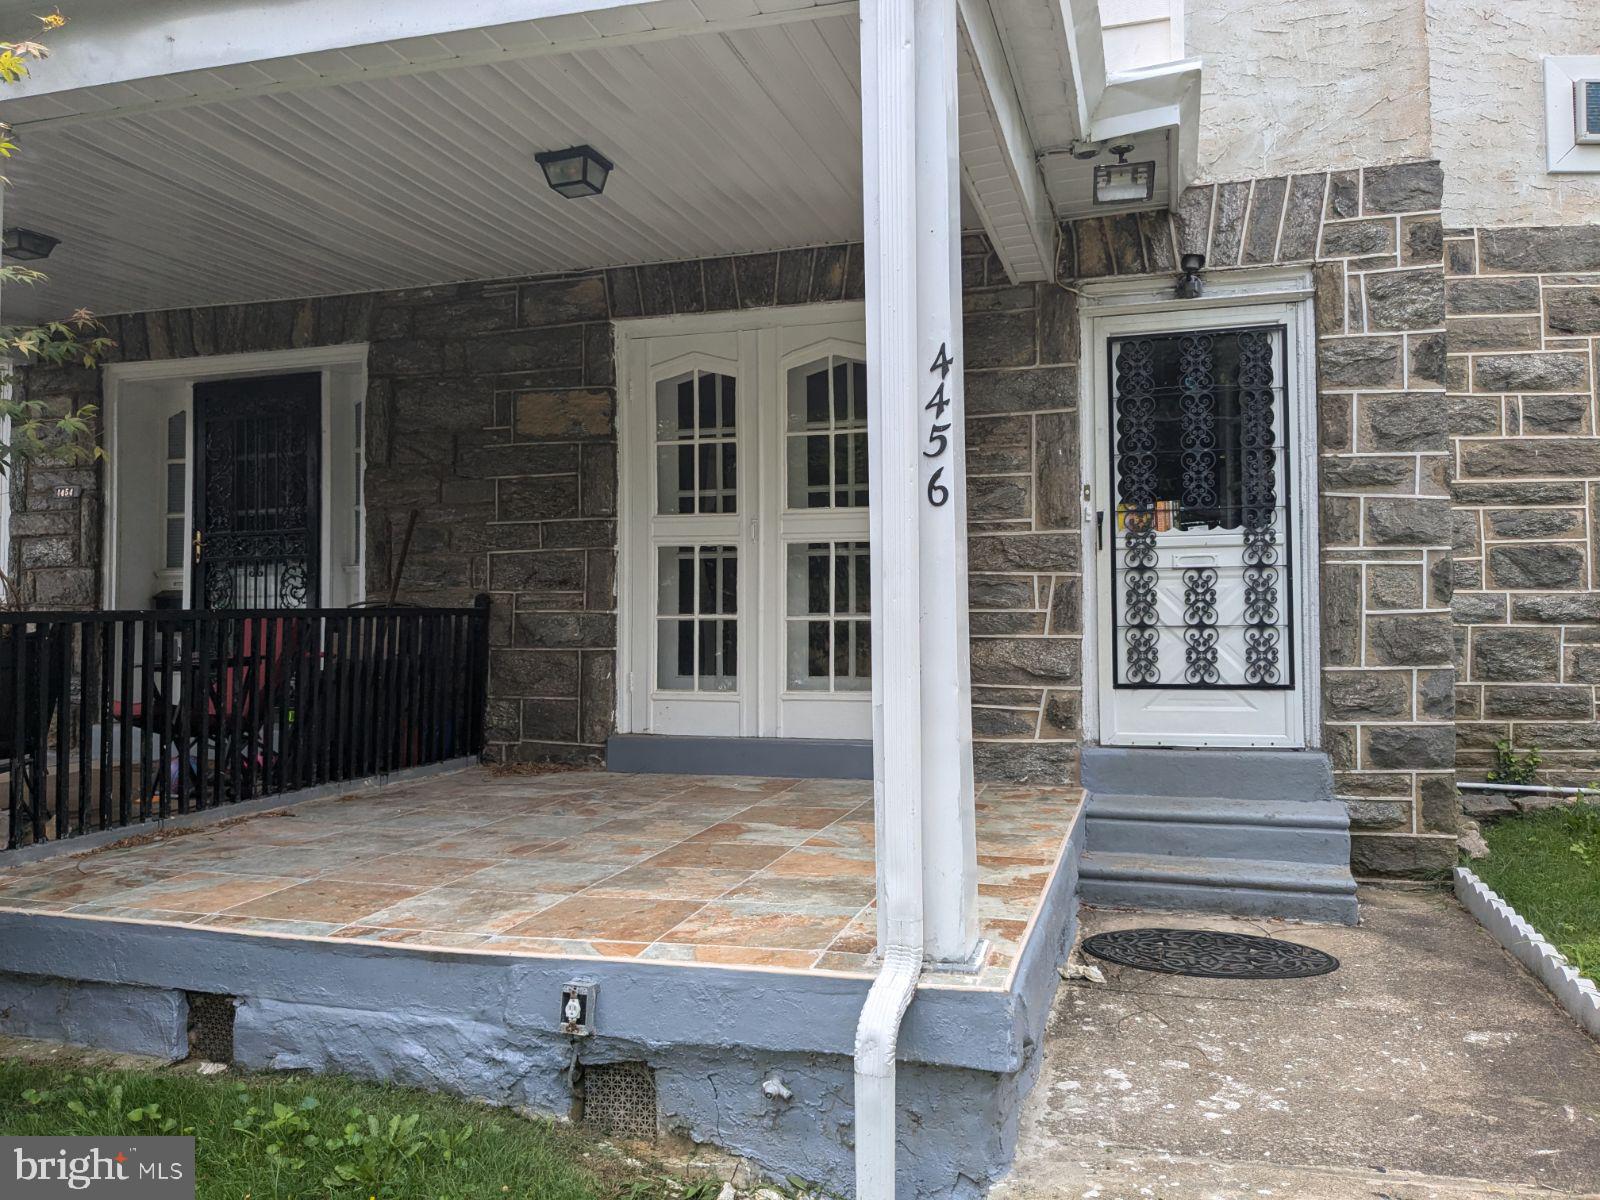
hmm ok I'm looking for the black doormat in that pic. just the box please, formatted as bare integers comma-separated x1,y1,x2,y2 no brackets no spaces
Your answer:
1082,928,1340,979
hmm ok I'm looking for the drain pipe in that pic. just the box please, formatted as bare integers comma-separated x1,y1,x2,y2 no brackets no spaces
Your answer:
855,0,924,1194
1459,781,1600,797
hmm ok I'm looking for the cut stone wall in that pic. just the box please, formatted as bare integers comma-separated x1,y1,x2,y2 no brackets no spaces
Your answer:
959,239,1083,784
7,366,102,608
1446,225,1600,786
1059,160,1458,875
11,243,1082,776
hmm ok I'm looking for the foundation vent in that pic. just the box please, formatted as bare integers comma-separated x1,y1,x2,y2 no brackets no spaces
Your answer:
583,1062,657,1141
186,993,236,1063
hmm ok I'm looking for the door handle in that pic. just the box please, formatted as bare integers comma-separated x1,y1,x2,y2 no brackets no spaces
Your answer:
1095,511,1104,552
192,530,204,564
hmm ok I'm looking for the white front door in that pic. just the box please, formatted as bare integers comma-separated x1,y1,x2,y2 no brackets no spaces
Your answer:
1090,298,1315,748
620,307,872,741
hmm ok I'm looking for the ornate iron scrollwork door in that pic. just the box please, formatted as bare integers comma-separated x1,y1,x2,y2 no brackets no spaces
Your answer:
1109,326,1292,691
192,373,322,610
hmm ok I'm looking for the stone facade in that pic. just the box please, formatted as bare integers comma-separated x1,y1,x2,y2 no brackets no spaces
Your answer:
7,367,102,609
1055,160,1458,874
9,242,1085,777
27,157,1600,875
1446,226,1600,786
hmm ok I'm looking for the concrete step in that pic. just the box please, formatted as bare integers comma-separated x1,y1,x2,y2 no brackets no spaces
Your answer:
1086,795,1352,864
1080,747,1335,802
1079,850,1360,924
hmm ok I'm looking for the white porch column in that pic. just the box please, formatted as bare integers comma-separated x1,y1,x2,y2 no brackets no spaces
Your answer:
912,0,979,966
863,0,980,967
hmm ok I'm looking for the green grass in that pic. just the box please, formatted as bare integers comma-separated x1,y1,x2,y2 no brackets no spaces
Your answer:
1472,802,1600,986
0,1058,696,1200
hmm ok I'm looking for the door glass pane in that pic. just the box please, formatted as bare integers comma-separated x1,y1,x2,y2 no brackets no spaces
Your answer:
656,370,737,514
786,541,870,691
657,545,737,692
787,356,868,510
1109,326,1291,691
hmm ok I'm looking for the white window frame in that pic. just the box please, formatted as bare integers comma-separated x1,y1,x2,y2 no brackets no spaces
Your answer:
615,302,869,738
1076,267,1322,749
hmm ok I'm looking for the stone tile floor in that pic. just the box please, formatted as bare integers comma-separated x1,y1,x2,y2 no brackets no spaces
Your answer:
0,768,1080,987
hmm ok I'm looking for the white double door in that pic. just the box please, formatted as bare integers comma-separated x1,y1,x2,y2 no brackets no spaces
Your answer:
1089,298,1315,749
620,308,872,741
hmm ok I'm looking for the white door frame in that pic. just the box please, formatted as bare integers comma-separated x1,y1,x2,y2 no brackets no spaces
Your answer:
1076,267,1322,749
614,301,867,736
101,344,369,610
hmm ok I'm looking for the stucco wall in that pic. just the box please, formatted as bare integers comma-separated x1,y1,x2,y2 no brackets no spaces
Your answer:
1186,0,1600,226
1424,1,1600,226
1185,0,1432,183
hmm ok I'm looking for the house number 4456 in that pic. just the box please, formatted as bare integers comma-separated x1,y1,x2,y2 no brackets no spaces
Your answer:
924,342,955,507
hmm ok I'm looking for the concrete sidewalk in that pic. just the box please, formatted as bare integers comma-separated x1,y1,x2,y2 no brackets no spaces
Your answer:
998,888,1600,1199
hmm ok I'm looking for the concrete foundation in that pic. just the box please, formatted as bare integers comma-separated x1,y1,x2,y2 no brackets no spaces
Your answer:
0,971,189,1060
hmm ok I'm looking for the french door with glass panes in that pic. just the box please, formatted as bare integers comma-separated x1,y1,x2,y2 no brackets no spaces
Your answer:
620,311,871,741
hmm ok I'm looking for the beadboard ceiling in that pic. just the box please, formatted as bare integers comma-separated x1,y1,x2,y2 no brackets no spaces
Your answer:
1,11,868,323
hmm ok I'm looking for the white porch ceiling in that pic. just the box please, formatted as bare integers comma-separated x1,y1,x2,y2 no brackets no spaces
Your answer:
0,0,1200,323
2,9,867,323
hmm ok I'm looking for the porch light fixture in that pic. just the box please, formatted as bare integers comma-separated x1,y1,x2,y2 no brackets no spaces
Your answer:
1175,252,1206,299
535,145,613,199
3,226,60,261
1092,145,1156,206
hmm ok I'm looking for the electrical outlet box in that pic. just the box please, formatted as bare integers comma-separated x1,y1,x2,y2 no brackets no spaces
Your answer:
560,980,597,1036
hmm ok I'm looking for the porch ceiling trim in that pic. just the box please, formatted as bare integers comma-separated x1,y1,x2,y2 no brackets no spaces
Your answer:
955,0,1056,284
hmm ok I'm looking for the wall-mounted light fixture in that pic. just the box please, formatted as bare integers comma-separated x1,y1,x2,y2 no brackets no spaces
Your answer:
3,227,60,261
1175,252,1206,299
535,145,614,199
1092,144,1155,206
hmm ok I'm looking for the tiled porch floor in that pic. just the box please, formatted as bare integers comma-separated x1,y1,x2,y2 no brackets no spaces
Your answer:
0,768,1080,987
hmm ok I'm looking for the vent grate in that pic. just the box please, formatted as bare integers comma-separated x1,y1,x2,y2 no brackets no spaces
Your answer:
187,993,236,1062
583,1062,657,1141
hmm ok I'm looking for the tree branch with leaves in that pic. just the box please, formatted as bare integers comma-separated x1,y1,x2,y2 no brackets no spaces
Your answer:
0,9,114,604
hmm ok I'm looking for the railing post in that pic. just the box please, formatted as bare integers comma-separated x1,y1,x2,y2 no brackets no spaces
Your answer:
471,592,491,759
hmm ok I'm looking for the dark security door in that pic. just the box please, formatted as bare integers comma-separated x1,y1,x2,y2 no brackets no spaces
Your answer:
192,373,321,609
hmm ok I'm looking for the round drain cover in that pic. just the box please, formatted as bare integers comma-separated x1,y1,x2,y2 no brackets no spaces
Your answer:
1082,927,1339,979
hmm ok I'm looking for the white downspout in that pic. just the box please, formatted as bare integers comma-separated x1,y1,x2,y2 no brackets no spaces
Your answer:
855,0,925,1195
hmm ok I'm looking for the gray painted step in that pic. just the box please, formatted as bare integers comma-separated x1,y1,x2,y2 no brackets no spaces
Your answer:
1080,747,1335,802
1080,850,1360,924
1086,795,1352,864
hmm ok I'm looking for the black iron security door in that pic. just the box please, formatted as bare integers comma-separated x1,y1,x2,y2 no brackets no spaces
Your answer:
192,373,322,610
1108,325,1293,690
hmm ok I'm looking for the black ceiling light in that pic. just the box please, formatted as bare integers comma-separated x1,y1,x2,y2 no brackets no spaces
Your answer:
3,227,60,261
535,145,614,199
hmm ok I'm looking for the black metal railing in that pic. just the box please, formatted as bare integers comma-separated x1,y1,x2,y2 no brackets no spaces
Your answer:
2,596,491,850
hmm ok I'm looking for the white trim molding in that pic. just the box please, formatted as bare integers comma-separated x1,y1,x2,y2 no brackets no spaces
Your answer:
1544,56,1600,174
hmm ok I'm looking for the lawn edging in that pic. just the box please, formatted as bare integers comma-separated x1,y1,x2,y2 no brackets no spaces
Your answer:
1454,866,1600,1039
